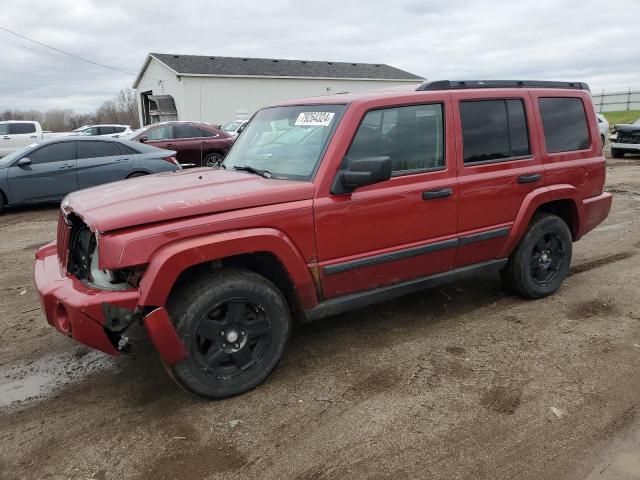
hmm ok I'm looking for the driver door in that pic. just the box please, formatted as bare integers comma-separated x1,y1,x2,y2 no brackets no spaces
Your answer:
8,141,78,203
314,100,459,299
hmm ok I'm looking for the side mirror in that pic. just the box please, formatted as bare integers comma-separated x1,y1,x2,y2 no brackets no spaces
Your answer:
139,136,148,143
331,156,392,194
17,158,31,167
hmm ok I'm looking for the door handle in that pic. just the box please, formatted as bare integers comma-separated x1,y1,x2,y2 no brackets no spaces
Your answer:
58,164,73,169
422,187,453,200
166,143,174,147
517,173,542,184
2,136,9,139
30,135,38,138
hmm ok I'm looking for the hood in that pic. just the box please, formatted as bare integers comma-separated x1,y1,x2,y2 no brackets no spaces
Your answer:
614,123,640,133
64,168,315,232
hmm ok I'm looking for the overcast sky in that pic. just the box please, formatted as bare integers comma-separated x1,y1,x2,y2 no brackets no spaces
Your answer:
0,0,638,113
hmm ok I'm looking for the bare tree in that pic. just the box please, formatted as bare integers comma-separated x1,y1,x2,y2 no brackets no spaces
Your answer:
1,88,139,131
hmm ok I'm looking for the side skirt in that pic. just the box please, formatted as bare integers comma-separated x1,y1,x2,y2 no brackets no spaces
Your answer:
303,258,508,322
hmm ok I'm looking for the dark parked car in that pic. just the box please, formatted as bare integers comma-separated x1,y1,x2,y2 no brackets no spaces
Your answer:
610,118,640,158
0,137,181,211
131,121,234,168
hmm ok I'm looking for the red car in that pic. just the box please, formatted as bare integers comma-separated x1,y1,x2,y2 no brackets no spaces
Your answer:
36,80,612,399
131,121,234,168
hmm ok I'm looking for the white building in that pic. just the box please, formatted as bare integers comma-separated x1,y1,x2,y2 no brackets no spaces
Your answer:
132,53,424,127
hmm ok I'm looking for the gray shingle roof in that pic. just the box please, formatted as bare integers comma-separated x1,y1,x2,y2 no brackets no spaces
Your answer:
150,53,423,81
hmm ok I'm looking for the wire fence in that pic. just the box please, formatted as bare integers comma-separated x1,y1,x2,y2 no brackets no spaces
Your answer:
592,88,640,112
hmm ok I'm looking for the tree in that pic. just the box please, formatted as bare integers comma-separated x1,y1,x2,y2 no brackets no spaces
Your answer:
1,88,139,131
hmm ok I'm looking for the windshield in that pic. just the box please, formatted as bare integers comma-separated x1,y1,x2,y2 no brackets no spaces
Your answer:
0,143,38,166
222,104,346,180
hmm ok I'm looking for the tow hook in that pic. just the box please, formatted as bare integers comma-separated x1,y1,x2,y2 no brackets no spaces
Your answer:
101,302,141,352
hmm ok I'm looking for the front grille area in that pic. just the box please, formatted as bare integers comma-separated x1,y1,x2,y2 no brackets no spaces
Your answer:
616,132,640,144
67,220,96,281
56,212,71,274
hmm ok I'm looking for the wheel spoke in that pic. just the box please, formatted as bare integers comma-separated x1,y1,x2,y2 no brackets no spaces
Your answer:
243,320,271,340
547,236,561,252
231,346,254,370
225,302,246,323
530,255,541,270
203,347,227,368
197,320,220,341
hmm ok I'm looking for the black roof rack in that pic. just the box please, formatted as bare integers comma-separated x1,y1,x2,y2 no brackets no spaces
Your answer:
416,80,590,91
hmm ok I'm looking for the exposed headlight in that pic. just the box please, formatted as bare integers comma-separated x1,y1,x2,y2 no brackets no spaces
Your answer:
89,245,145,291
609,133,618,140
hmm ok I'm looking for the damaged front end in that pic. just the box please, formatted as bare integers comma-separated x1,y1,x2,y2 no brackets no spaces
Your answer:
36,209,186,365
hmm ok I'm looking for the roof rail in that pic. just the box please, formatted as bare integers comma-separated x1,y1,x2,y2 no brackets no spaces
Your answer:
416,80,590,91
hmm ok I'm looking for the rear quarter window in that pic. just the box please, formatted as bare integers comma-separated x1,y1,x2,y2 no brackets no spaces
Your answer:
538,97,590,153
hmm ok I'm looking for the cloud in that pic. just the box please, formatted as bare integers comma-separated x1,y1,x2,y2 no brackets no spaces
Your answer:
0,0,638,112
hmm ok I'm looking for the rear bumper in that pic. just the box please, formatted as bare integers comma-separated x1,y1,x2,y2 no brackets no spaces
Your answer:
35,243,139,356
578,192,613,239
611,142,640,151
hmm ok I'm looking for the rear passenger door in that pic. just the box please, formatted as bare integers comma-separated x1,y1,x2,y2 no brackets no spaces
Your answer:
171,124,208,166
453,92,544,267
76,140,133,188
315,101,459,299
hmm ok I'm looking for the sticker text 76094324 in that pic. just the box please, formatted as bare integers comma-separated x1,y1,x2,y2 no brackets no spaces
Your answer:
295,112,335,127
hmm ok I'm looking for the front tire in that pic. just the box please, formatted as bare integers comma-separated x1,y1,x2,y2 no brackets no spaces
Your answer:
500,214,572,299
611,148,624,159
167,269,291,398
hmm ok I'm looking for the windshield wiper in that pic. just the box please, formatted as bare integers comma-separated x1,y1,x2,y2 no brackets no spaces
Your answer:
233,165,272,179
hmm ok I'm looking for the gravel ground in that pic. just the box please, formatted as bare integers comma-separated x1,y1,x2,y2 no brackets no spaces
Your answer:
1,152,639,480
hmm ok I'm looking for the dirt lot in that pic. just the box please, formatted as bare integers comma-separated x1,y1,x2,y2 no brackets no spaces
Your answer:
1,153,640,480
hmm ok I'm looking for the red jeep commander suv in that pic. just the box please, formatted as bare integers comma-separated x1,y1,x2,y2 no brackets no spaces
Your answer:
35,80,612,398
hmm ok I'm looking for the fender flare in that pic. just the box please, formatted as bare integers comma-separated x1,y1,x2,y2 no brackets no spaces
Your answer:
137,227,318,309
498,184,580,258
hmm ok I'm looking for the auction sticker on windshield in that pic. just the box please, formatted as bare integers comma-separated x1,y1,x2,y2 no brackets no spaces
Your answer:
295,112,335,126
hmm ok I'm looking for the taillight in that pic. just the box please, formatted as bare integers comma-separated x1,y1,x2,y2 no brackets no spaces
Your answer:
163,156,180,166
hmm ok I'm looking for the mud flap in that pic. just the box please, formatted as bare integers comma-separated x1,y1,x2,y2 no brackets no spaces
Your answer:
143,307,187,365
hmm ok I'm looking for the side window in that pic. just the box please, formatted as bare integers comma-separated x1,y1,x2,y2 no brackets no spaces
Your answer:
146,125,173,140
347,103,445,173
538,97,590,153
198,128,217,137
113,126,126,133
8,123,36,134
98,127,116,135
173,124,204,139
27,142,76,164
77,141,125,159
0,124,6,135
460,99,530,164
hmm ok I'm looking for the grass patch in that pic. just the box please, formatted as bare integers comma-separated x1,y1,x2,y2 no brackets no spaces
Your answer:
602,110,640,126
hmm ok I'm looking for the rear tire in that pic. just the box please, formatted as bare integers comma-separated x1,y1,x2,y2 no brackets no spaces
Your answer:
0,191,5,214
167,269,291,398
500,214,572,299
611,148,624,159
204,152,224,168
